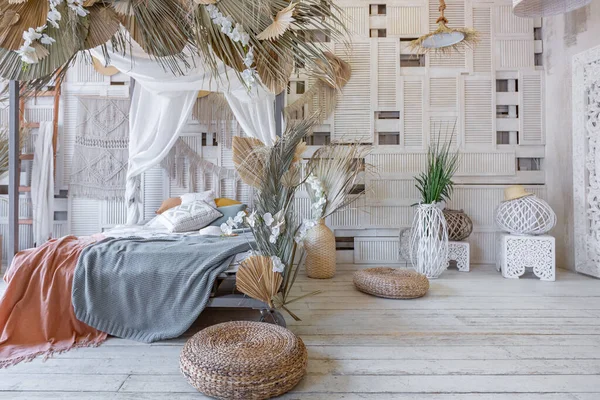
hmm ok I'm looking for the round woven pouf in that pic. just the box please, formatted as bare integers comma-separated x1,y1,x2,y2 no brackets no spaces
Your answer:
353,268,429,299
180,321,307,400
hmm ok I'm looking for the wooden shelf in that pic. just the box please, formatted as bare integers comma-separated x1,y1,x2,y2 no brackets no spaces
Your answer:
18,186,31,193
23,122,40,129
19,154,34,161
34,90,56,97
18,219,32,225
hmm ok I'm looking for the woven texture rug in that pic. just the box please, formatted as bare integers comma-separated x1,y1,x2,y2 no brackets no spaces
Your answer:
70,97,130,200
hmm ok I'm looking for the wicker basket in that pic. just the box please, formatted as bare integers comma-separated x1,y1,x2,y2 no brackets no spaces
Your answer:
180,321,307,400
353,268,429,299
303,219,336,279
495,195,556,235
443,209,473,241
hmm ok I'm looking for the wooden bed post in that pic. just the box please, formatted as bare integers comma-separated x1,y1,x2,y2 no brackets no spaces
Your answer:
275,91,284,138
8,80,20,263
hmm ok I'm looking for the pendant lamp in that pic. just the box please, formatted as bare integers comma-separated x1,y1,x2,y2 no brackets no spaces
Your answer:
410,0,478,53
513,0,592,17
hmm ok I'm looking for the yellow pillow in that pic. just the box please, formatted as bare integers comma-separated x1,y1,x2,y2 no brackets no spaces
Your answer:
215,197,241,207
156,197,182,214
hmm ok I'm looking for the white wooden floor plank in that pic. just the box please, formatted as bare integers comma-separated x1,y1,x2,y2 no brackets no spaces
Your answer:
0,373,128,392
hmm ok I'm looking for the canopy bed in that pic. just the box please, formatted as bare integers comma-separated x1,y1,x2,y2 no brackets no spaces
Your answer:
0,0,348,368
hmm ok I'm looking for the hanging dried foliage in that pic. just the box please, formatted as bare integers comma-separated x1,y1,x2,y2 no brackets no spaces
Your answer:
83,5,120,50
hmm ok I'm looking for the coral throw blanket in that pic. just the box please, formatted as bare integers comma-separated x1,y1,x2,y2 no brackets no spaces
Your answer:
0,236,107,368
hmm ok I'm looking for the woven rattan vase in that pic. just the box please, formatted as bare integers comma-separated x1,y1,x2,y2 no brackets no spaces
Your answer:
304,219,336,279
410,202,449,279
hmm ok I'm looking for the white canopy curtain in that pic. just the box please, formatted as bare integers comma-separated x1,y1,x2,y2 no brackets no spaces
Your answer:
91,40,277,224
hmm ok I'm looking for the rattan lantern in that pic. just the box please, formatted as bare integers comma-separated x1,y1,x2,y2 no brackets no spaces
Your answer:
513,0,592,17
443,209,473,241
495,195,557,236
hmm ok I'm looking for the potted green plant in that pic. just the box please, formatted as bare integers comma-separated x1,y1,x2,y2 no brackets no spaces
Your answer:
411,130,459,278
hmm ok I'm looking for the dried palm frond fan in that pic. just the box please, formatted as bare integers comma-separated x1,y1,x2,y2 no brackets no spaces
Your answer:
285,52,351,125
232,136,267,189
410,0,479,53
236,255,283,309
513,0,592,17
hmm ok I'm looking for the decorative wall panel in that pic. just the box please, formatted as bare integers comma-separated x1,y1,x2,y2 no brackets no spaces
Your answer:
388,6,422,36
464,79,494,146
473,7,492,73
521,72,544,144
402,78,424,148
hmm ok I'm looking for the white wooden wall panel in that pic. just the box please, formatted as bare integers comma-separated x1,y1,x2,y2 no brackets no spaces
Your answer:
472,6,492,73
340,5,368,37
334,41,372,142
402,78,424,148
494,5,533,35
328,196,365,228
388,6,422,36
101,200,127,227
521,72,544,144
367,179,420,201
429,0,464,30
430,116,459,147
429,77,457,109
464,78,493,146
377,40,398,109
70,198,101,236
143,166,167,221
496,39,535,69
354,237,401,264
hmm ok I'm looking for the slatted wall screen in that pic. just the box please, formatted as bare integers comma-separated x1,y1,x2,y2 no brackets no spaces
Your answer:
388,6,422,36
472,7,492,73
402,79,424,148
143,166,166,221
497,40,535,69
521,72,543,144
430,116,459,147
333,41,372,142
495,5,533,34
429,77,457,109
464,79,493,146
341,6,368,37
377,40,398,109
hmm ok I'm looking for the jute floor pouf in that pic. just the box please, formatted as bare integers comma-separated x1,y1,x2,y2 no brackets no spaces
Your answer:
180,321,307,400
353,268,430,299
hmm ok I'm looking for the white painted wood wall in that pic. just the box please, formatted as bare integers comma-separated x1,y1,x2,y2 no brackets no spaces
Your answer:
1,0,545,266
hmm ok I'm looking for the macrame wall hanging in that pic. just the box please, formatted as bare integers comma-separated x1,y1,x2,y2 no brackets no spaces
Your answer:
193,92,243,149
70,96,130,200
161,138,240,197
410,0,479,53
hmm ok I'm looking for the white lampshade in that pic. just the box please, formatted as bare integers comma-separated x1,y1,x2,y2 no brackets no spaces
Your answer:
421,31,465,48
513,0,592,17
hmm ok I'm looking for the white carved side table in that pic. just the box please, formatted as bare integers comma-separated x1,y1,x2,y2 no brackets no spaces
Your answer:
497,234,555,281
448,241,470,272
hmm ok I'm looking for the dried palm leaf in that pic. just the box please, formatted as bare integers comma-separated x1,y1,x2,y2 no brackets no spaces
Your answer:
83,4,120,50
8,0,27,4
0,10,20,35
117,0,192,59
307,143,371,219
232,136,267,189
236,255,283,309
193,0,216,4
256,2,295,41
0,0,48,50
193,0,348,97
0,3,85,81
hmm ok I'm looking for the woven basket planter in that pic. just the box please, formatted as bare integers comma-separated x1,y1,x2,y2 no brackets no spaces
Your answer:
495,195,557,236
180,321,307,400
303,219,336,279
443,209,473,241
353,268,429,299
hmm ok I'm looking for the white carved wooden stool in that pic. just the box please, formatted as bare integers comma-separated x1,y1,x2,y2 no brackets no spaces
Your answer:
498,234,555,281
448,241,470,272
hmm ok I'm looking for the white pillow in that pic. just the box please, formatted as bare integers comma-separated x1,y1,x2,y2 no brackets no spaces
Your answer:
180,190,217,209
157,200,222,233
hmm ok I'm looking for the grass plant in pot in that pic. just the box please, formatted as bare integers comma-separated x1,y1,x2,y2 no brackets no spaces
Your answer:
411,133,459,279
298,144,369,279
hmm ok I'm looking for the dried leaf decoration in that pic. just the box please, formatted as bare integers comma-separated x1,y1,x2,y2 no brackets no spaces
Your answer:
257,2,296,41
236,255,283,309
193,0,216,4
0,0,48,51
232,136,267,189
83,4,120,50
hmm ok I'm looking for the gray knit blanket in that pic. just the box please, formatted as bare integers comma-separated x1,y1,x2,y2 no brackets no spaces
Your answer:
72,235,253,343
